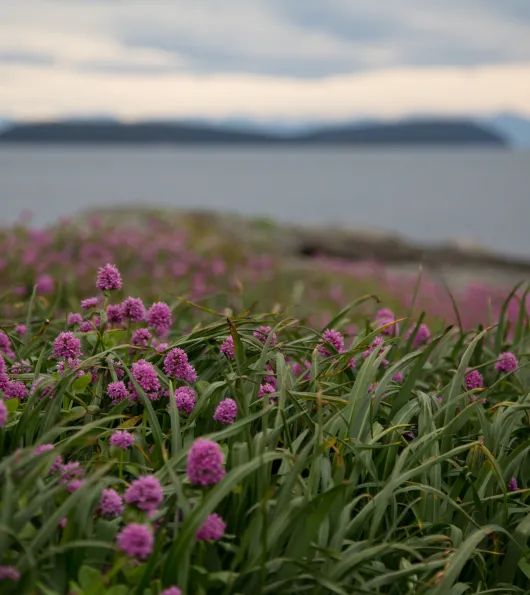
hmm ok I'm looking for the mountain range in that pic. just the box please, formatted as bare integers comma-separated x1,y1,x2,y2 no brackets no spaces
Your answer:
0,114,528,146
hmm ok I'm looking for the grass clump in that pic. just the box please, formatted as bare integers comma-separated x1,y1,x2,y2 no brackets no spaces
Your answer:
0,257,529,594
0,213,529,594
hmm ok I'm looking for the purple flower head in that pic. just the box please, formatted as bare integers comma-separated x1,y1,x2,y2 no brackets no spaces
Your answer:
173,386,196,415
96,263,122,292
0,566,20,581
164,348,197,383
292,360,311,378
318,329,345,357
36,273,54,295
195,513,226,542
58,517,68,530
213,398,238,424
220,336,235,360
264,363,276,386
393,372,404,383
4,380,29,400
131,359,161,396
60,461,84,483
110,430,135,450
162,587,182,595
187,438,225,486
147,302,172,336
258,383,276,399
33,443,54,455
117,523,153,559
57,358,82,377
131,328,152,348
15,324,26,336
0,332,15,359
121,297,146,322
67,312,83,326
362,336,389,365
154,341,169,353
81,297,99,310
508,477,518,492
67,479,85,493
10,360,31,375
79,320,95,333
407,323,431,347
107,380,129,404
100,488,124,517
377,317,399,336
376,308,395,320
465,368,484,390
106,304,123,324
0,400,8,427
49,455,63,475
125,475,163,511
253,325,277,346
53,332,82,359
495,352,518,374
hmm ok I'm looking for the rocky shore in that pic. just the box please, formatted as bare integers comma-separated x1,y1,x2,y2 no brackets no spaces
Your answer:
83,207,530,289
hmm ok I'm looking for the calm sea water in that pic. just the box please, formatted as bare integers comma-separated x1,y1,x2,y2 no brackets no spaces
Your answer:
1,146,529,258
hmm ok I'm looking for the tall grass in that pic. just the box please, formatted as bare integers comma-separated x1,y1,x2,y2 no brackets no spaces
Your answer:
0,214,529,594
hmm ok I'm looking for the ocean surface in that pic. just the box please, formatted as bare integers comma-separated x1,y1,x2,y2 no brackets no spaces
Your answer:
1,146,529,258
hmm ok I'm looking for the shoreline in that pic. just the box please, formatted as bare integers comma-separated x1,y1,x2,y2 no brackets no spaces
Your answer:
81,207,530,289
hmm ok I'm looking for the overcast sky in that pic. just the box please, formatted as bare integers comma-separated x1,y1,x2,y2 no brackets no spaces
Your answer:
1,0,530,122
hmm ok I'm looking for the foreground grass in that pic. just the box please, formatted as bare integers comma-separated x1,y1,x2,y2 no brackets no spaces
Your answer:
0,253,529,594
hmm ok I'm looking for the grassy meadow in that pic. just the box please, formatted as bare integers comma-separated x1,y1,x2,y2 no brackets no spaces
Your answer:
0,211,529,594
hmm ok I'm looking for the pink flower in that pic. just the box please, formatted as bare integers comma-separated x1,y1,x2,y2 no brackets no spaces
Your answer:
81,297,99,310
117,523,153,559
147,302,172,336
196,513,226,541
121,297,146,322
0,565,20,581
131,359,160,397
107,381,129,404
110,430,135,450
258,383,276,399
53,332,82,359
220,336,235,359
124,475,163,511
465,368,484,390
106,304,123,323
253,325,277,346
173,386,196,414
100,488,124,517
96,263,122,292
0,400,8,428
318,329,345,357
494,352,518,374
406,323,431,347
33,444,54,455
4,380,29,400
213,398,238,424
187,439,225,486
131,328,152,348
163,348,197,383
67,479,85,492
15,324,26,336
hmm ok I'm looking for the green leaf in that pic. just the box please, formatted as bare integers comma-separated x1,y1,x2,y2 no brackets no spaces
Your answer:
72,372,93,393
79,565,104,592
5,398,19,413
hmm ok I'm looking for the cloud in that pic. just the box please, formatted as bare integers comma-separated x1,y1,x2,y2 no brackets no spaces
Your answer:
0,27,186,72
0,1,529,119
1,61,529,121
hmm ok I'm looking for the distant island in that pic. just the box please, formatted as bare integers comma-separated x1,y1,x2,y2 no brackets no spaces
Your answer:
0,119,506,146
